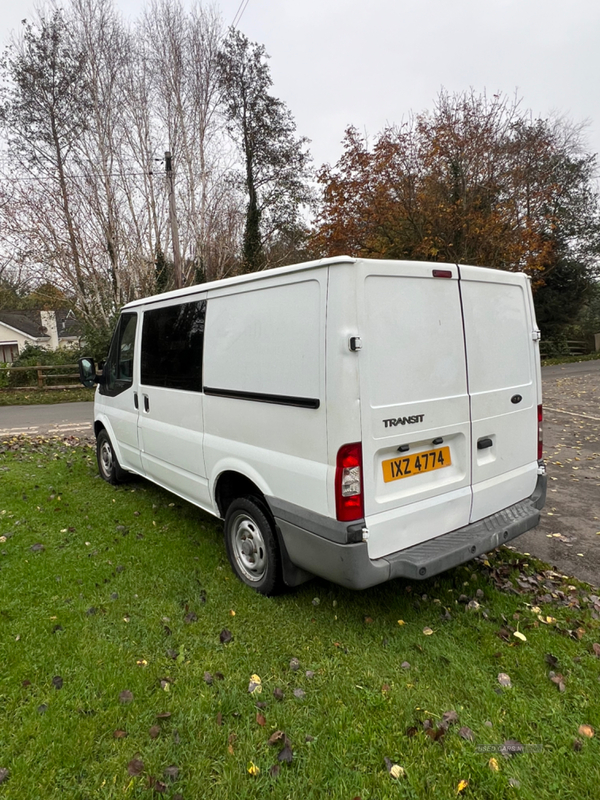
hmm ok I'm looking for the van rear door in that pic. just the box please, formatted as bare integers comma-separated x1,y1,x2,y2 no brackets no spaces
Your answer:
356,260,472,560
458,266,539,522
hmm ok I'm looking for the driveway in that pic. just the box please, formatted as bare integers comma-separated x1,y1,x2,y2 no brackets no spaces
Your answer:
518,359,600,587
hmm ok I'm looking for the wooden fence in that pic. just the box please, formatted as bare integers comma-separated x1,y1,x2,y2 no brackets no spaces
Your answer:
0,363,81,391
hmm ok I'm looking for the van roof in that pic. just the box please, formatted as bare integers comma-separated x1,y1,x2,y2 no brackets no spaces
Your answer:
122,255,358,309
122,256,530,310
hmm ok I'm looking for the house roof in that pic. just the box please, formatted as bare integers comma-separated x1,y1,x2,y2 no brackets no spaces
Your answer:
0,310,48,339
0,309,82,339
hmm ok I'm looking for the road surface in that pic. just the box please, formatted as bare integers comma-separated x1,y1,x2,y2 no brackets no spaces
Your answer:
0,401,94,437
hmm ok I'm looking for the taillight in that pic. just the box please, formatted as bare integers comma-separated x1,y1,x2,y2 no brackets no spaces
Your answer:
538,404,543,460
335,442,364,522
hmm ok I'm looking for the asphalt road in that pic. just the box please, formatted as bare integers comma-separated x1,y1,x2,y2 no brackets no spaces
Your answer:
1,360,599,585
0,401,94,437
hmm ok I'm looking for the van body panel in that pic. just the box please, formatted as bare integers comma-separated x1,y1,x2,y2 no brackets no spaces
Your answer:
203,274,329,516
137,385,209,506
459,267,539,521
356,262,473,556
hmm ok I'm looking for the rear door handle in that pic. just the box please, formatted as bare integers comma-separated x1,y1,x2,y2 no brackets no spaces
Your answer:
133,392,139,409
477,437,493,450
143,394,149,412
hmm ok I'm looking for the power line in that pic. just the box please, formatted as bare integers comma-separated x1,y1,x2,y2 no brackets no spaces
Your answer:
231,0,250,29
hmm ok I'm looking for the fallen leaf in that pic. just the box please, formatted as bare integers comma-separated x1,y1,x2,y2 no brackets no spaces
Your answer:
0,769,8,786
423,627,434,636
164,765,179,781
119,690,133,704
397,620,405,626
513,631,527,642
500,740,523,758
273,687,284,701
578,724,594,738
442,710,459,726
289,658,300,671
497,673,512,688
593,643,600,657
573,738,583,751
248,674,262,694
256,712,266,727
305,670,315,679
52,675,63,690
247,762,260,776
406,726,418,737
269,765,280,778
219,629,233,644
545,653,558,668
127,758,144,776
113,729,128,739
203,672,213,685
149,725,160,739
457,779,469,792
156,712,171,719
389,764,404,778
268,731,290,747
293,688,306,699
149,779,167,793
216,712,223,726
184,612,197,624
30,543,44,552
401,661,410,669
549,672,566,692
278,744,293,763
488,757,499,771
364,616,373,624
459,726,474,741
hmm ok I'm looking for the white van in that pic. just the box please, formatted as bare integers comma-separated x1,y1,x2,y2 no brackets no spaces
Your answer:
79,257,546,594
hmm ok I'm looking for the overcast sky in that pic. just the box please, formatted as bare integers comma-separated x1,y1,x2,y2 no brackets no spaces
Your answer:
1,0,599,170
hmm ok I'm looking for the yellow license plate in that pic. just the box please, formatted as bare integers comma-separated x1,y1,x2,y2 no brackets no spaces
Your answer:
382,446,451,483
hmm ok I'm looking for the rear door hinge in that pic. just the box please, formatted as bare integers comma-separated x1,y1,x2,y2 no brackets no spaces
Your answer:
532,329,541,342
349,336,362,352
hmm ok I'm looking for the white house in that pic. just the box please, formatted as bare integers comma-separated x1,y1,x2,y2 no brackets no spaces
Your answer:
0,309,81,363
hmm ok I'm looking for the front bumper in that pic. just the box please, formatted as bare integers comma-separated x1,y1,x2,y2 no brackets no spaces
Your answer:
274,472,547,590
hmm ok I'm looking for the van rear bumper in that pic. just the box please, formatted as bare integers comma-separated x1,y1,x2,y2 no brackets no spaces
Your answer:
274,472,547,590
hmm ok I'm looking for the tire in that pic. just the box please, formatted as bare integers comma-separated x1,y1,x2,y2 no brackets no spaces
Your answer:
96,429,128,485
224,497,282,595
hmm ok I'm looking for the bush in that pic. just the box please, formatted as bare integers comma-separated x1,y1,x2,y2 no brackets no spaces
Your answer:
8,343,84,387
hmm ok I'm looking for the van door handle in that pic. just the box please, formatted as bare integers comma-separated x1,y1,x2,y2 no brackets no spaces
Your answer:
133,392,139,409
143,394,149,412
477,437,493,450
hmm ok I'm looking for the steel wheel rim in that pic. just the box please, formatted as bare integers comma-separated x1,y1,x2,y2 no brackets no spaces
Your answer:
230,512,267,582
99,440,113,478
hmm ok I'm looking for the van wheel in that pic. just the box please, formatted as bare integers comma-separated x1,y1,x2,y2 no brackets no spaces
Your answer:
96,429,128,485
224,497,281,595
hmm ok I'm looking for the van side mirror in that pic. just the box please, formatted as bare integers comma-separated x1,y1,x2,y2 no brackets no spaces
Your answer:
78,357,97,388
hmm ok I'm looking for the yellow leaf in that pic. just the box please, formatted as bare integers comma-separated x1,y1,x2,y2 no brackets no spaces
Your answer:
579,724,594,738
423,627,434,636
247,762,260,776
229,609,236,616
513,631,527,642
457,779,469,793
397,620,405,626
488,757,499,771
390,764,405,779
531,606,541,614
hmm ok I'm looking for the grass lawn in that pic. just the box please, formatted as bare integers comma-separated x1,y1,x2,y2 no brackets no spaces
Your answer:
0,437,599,800
0,388,94,406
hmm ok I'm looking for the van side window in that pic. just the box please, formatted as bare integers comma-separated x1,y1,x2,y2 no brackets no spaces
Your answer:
99,312,138,397
141,300,206,392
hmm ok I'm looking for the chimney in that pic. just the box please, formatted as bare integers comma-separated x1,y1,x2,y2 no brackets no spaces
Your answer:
40,310,59,350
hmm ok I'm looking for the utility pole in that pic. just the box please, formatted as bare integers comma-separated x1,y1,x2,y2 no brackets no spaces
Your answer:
165,150,182,289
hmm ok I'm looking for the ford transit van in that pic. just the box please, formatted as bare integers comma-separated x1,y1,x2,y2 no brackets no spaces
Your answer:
79,257,546,594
